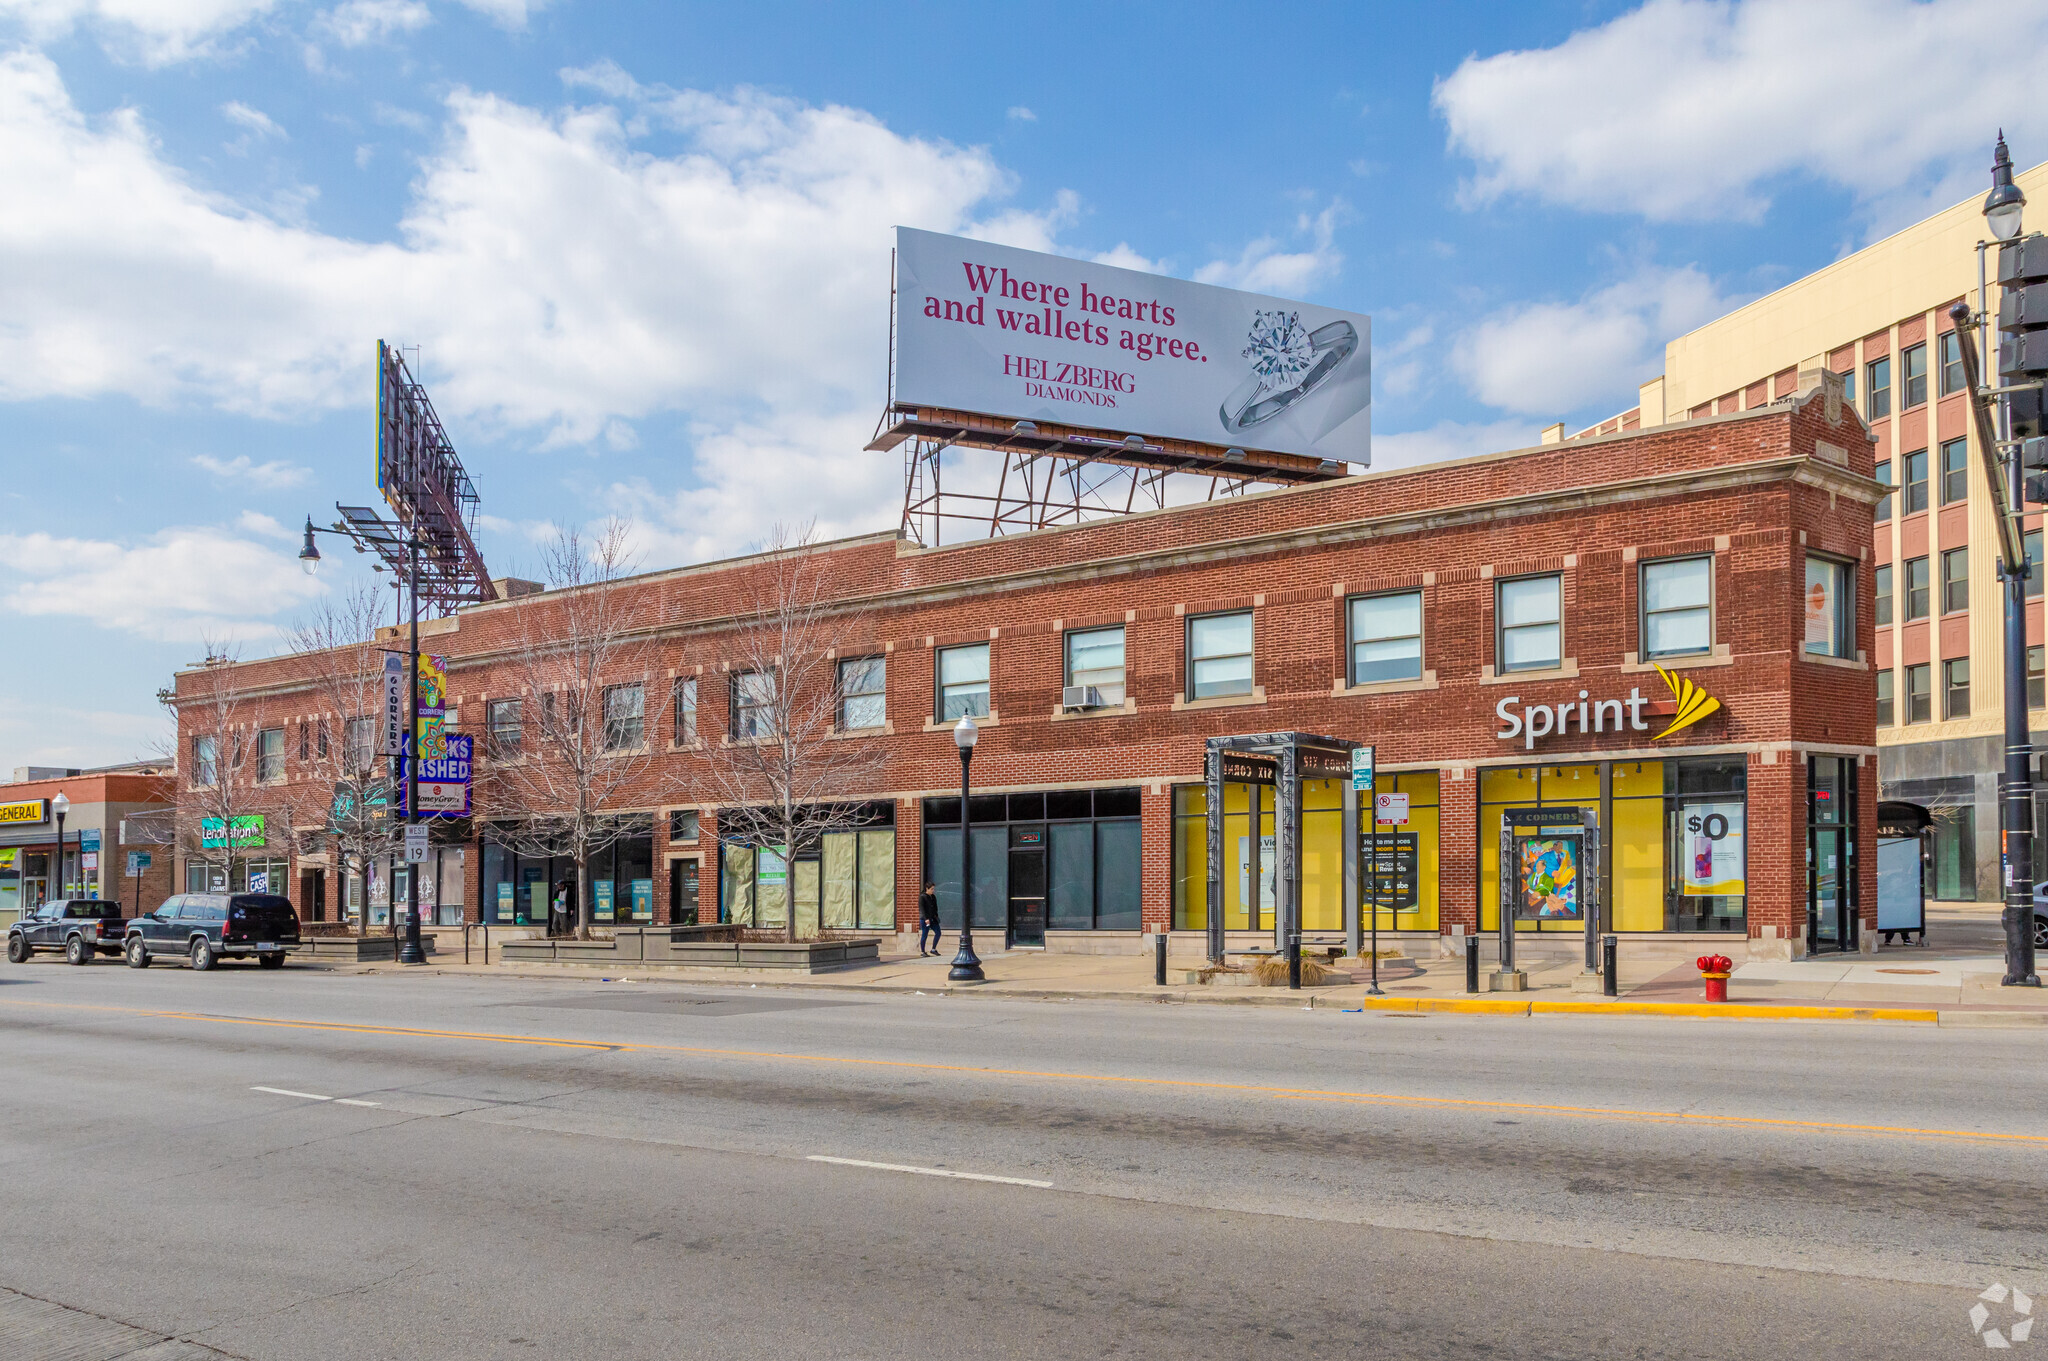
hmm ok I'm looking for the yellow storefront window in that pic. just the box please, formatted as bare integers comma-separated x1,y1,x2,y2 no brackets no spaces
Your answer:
1611,761,1666,931
1172,783,1274,930
1369,770,1439,932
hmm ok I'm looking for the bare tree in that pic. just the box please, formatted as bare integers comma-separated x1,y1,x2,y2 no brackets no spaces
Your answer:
159,639,283,901
699,522,890,942
481,520,670,940
283,583,407,936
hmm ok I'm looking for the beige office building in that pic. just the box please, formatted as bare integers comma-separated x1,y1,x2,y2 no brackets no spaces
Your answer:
1563,159,2048,902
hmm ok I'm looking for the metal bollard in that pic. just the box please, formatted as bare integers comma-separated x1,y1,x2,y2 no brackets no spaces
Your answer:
1287,932,1302,990
1465,938,1480,994
1154,931,1168,987
1602,933,1619,997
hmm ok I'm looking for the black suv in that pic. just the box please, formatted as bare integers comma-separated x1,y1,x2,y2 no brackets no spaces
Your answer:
124,893,300,970
7,899,127,965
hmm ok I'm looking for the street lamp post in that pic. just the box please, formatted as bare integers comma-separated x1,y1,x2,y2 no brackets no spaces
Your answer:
51,791,70,904
301,515,426,965
949,716,985,982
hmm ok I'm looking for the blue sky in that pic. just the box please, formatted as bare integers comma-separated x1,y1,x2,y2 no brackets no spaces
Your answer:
3,0,2043,771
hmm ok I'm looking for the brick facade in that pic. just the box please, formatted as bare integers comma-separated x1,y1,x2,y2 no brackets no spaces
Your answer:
171,386,1882,957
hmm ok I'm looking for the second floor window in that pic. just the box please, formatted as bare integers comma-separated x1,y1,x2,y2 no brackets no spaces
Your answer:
936,643,990,719
1901,341,1927,408
1641,557,1712,659
1875,564,1893,627
1867,355,1891,419
256,728,284,783
487,699,522,758
602,684,644,751
732,670,777,738
1940,331,1966,396
1497,575,1562,672
1802,556,1853,659
1940,438,1968,504
1905,663,1931,723
837,656,887,729
344,716,373,774
673,676,697,744
1875,459,1891,522
1347,591,1423,684
192,735,218,787
668,808,700,842
1904,556,1930,620
1901,448,1928,513
1187,611,1254,698
1942,548,1969,614
1064,626,1126,704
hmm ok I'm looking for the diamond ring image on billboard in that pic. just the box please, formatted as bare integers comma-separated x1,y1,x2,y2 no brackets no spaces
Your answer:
893,227,1371,464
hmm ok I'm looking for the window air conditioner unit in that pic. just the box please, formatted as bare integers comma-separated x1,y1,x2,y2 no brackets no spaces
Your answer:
1062,685,1104,711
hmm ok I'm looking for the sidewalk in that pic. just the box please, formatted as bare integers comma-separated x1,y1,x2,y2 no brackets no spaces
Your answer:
337,932,2048,1026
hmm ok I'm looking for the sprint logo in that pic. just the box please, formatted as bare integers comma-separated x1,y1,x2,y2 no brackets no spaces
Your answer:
1651,664,1722,742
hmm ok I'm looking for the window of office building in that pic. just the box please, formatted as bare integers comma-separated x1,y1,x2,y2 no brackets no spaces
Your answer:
1186,611,1254,699
1902,448,1928,513
1942,548,1969,614
345,716,373,773
837,656,887,730
1838,363,1856,407
486,699,522,758
721,803,896,932
1802,557,1853,659
1867,355,1891,418
732,670,777,738
1642,556,1712,658
1944,658,1970,718
668,808,700,842
256,728,284,783
2029,530,2044,601
1497,575,1563,672
1904,663,1932,723
192,735,218,787
1901,341,1927,408
1347,590,1424,684
1064,626,1126,704
1940,438,1968,504
602,683,644,751
673,676,697,744
1876,669,1894,726
1875,564,1893,627
2032,646,2045,710
1173,775,1438,934
1905,556,1930,620
936,643,990,719
1875,459,1892,522
1940,331,1966,396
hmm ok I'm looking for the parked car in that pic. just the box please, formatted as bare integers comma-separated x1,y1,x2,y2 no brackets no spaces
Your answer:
7,899,128,965
124,893,300,970
2030,883,2048,950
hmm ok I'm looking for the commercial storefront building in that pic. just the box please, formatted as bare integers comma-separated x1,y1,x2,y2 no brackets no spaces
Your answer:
0,767,175,927
171,387,1879,958
1567,155,2048,900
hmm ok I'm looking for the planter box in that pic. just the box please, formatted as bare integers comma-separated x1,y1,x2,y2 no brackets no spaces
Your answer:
497,933,880,974
295,936,438,962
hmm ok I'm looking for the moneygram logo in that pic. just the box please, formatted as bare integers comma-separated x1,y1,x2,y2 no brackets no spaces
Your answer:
1971,1282,2034,1348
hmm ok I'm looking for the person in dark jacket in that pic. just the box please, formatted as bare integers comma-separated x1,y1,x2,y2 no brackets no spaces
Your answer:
917,881,941,956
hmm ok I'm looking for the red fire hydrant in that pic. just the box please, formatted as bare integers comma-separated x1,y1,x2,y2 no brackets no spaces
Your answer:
1697,953,1733,1003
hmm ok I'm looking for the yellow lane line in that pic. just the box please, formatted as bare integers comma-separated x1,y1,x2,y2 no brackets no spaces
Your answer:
3,996,2038,1147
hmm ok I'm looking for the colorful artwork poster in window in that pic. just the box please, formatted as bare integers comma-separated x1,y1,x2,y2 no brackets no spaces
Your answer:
1515,834,1582,920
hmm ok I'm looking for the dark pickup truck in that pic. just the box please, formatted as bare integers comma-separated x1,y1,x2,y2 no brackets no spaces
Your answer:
7,899,129,965
124,892,300,970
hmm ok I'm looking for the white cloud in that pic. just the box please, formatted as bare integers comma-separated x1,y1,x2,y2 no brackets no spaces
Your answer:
315,0,429,46
236,509,291,538
1451,264,1735,416
1370,418,1538,474
220,100,283,139
1436,0,2048,229
0,526,324,641
0,0,278,65
0,700,168,771
451,0,546,29
1006,106,1036,123
1091,242,1166,273
191,454,312,489
1194,203,1343,295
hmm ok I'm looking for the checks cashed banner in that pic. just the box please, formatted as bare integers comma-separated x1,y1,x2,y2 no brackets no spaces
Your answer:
894,228,1372,463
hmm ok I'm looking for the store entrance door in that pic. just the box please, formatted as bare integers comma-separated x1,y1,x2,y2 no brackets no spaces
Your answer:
1009,827,1046,947
1808,825,1853,951
670,860,699,925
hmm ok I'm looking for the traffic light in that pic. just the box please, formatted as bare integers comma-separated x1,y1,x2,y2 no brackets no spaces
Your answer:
1998,234,2048,438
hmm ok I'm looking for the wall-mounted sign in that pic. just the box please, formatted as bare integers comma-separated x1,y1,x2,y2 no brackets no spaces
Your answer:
895,227,1372,463
0,799,47,826
1220,752,1277,785
1495,670,1724,751
199,815,265,849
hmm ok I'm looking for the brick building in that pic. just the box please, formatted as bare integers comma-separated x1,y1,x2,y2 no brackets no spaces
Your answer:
169,384,1880,960
0,765,175,927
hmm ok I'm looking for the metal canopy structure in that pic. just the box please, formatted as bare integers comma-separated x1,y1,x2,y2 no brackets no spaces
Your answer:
1201,731,1364,965
359,341,494,608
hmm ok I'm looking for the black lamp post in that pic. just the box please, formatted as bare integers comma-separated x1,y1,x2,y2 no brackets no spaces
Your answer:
300,515,426,966
949,715,985,982
51,791,70,904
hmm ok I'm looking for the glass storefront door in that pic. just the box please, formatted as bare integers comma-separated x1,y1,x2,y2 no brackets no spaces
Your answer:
1807,756,1857,952
1009,826,1047,946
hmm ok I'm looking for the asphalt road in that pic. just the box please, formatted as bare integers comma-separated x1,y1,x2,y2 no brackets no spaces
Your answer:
1,960,2042,1359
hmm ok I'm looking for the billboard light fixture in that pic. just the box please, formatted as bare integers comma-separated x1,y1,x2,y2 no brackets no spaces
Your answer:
1013,420,1038,435
1223,447,1247,462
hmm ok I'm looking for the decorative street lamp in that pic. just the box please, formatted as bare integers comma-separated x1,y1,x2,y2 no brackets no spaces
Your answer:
51,791,70,904
1985,132,2027,243
949,715,985,982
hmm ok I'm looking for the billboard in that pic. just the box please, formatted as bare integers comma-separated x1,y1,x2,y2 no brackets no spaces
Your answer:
894,227,1371,463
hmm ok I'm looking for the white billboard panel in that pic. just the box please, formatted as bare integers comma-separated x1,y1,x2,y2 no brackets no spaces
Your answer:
894,228,1371,464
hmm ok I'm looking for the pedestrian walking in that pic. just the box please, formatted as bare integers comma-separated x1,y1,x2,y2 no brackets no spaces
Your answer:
918,881,941,956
